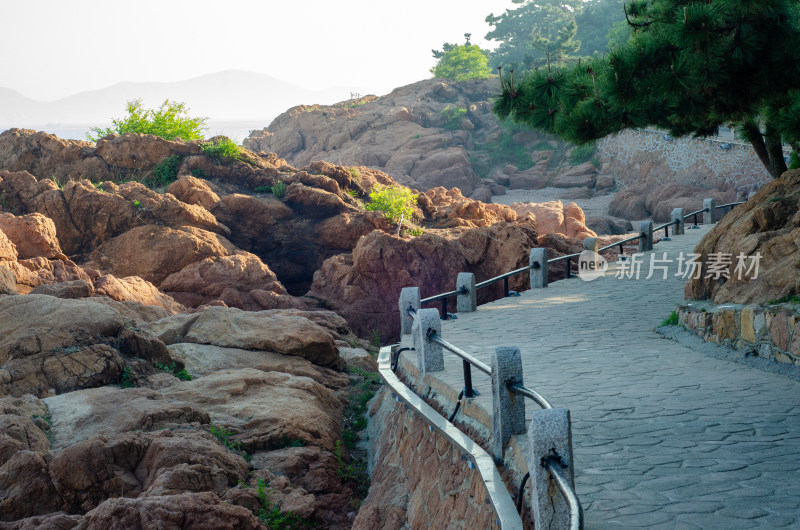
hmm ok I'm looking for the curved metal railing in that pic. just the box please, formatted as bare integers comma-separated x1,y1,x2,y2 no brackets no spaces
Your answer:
417,198,746,319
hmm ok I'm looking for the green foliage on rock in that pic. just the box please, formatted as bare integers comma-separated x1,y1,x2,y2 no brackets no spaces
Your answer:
365,184,418,224
87,99,207,142
441,105,468,129
431,44,492,81
147,154,182,188
200,137,253,165
493,0,800,179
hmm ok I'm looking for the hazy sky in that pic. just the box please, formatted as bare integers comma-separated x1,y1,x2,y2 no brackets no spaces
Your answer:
3,0,515,101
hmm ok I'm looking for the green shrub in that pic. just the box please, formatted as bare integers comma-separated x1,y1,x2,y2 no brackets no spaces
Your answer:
271,180,287,199
191,168,207,179
254,185,272,193
255,478,316,529
441,105,468,130
209,422,242,451
87,99,207,142
200,137,254,165
365,184,417,224
119,366,134,388
430,44,492,81
148,154,182,187
660,311,679,327
157,363,192,381
569,142,597,165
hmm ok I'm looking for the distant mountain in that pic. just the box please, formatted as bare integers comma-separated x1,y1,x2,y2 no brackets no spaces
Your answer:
0,70,352,129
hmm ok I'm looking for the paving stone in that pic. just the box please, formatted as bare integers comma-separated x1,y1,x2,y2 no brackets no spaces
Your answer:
400,224,800,528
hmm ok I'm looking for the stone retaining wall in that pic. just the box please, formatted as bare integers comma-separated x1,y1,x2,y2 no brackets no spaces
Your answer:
352,387,499,529
597,129,783,195
678,301,800,364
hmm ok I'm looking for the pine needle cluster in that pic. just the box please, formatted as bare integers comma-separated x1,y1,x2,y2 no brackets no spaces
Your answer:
494,0,800,178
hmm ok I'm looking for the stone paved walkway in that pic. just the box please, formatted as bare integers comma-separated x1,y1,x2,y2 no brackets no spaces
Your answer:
433,225,800,529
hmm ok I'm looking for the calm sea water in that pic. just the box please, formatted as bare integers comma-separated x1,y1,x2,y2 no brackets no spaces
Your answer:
6,120,270,144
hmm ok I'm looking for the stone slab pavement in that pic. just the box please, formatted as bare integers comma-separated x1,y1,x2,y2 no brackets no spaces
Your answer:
429,224,800,528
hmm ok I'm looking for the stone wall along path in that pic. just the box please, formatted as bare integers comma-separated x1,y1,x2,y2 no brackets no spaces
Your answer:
434,224,800,528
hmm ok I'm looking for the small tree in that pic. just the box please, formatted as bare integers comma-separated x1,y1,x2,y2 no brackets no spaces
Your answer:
87,99,208,142
365,184,418,224
431,45,492,82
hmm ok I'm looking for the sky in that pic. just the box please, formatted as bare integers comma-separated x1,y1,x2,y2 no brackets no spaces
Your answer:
2,0,516,101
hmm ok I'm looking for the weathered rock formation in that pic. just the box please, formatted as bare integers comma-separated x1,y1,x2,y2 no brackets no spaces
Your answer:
243,79,594,198
609,182,737,222
685,169,800,304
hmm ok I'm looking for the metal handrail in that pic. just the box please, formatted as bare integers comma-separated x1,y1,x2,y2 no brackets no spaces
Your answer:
421,286,468,304
543,455,584,530
653,218,679,232
475,265,531,289
429,332,492,375
508,383,553,410
598,233,641,253
683,207,709,219
716,201,745,209
547,252,582,264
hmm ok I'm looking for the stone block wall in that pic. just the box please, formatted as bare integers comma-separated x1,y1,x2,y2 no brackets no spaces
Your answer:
597,129,785,195
678,302,800,365
352,388,499,530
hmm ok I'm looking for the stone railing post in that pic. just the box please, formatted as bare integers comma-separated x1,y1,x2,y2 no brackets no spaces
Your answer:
703,198,716,224
456,272,477,313
491,346,526,463
411,308,443,376
638,220,653,252
529,248,548,288
399,287,420,336
529,408,577,530
671,208,684,235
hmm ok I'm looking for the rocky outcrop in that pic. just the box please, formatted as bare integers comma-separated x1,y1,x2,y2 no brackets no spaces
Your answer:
308,222,539,341
244,79,573,196
508,200,597,239
0,295,177,398
685,169,800,304
609,183,737,222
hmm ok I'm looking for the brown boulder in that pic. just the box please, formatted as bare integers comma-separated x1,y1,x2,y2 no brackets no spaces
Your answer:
6,257,92,294
162,369,343,452
552,162,597,188
166,343,348,388
30,279,94,299
508,200,596,239
92,275,184,313
0,213,65,260
0,430,248,521
0,129,107,183
417,187,518,229
0,230,16,262
0,344,124,399
77,492,263,529
165,175,221,210
0,396,50,467
143,307,340,368
308,222,539,340
43,387,209,450
509,166,547,190
94,133,200,170
83,225,236,285
586,216,634,236
0,295,126,366
283,182,355,218
160,252,300,311
685,169,800,304
0,266,16,295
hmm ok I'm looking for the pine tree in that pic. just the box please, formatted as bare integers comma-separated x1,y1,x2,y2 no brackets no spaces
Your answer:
493,0,800,178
